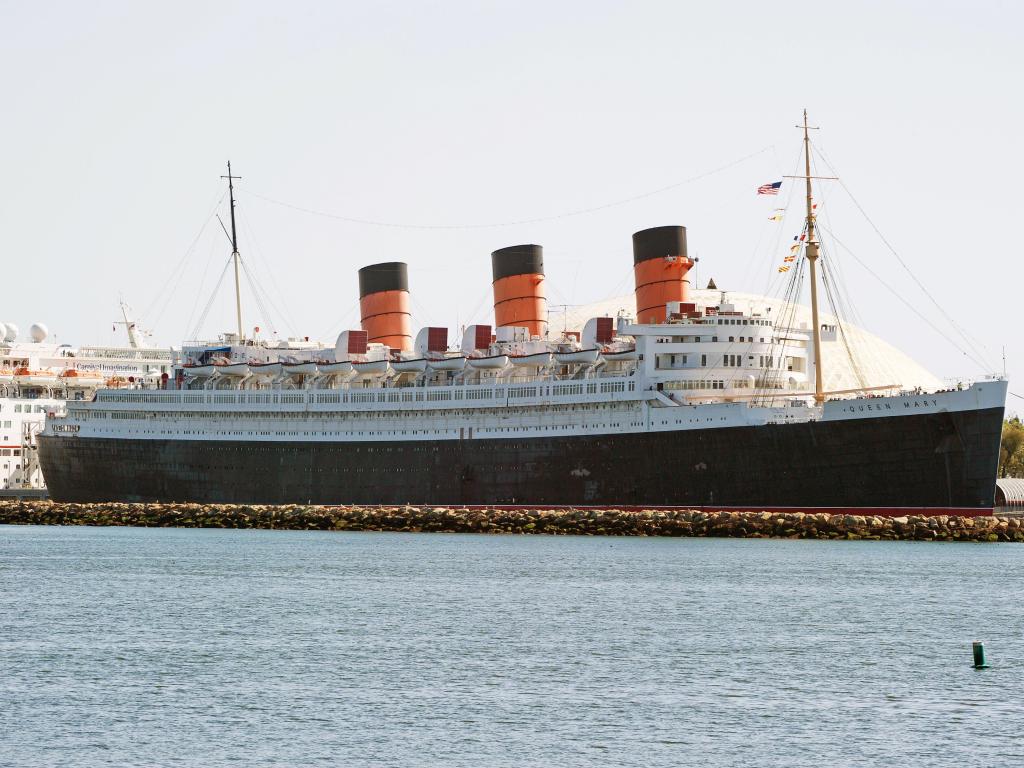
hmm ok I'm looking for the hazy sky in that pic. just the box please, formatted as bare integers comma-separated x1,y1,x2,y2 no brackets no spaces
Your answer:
2,1,1022,409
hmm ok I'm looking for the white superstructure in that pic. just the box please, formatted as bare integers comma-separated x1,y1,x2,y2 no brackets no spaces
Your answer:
0,321,171,490
45,298,999,447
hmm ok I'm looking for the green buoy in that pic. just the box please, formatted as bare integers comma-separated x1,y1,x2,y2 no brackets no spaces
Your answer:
973,641,990,669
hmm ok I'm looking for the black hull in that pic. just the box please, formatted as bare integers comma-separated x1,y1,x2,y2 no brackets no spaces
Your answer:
37,406,1004,511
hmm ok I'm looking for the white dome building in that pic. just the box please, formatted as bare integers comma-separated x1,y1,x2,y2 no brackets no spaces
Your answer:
549,288,943,394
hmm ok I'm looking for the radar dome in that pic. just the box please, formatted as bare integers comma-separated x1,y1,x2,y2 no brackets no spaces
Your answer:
0,323,8,343
30,323,49,342
3,323,18,342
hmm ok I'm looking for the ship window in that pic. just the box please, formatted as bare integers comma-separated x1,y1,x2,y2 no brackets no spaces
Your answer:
729,337,734,342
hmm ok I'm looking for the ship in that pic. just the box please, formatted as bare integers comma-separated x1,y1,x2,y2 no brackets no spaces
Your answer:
37,119,1007,514
1,307,172,493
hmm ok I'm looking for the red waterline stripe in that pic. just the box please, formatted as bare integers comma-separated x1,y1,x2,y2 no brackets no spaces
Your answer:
317,504,996,518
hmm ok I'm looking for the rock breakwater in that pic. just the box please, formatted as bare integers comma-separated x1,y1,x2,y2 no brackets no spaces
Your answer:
0,502,1021,541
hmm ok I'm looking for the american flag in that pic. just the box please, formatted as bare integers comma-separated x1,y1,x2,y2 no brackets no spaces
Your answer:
757,181,782,195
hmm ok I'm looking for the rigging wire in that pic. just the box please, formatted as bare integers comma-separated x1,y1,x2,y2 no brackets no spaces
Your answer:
810,155,907,392
409,293,437,330
141,190,227,329
818,245,869,391
236,207,301,337
461,284,500,328
753,224,808,406
806,150,870,391
183,235,224,341
189,257,233,341
748,141,804,294
235,145,775,231
811,143,994,371
758,145,806,299
239,259,278,337
317,303,360,345
817,222,990,371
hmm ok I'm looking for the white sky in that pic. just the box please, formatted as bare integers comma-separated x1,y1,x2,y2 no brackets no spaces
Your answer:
2,1,1022,411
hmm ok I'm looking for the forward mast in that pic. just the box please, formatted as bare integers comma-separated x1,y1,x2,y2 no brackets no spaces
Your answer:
221,162,244,341
785,110,829,404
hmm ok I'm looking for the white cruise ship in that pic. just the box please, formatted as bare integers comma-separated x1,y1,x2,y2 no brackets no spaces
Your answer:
0,317,171,493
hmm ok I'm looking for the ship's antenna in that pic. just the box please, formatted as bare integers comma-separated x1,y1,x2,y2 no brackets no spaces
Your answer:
784,110,836,404
221,162,244,340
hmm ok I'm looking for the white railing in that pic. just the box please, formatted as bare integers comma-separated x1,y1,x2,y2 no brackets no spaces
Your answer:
76,346,173,361
88,374,643,413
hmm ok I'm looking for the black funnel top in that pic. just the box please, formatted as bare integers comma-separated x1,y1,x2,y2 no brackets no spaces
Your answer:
491,244,544,281
632,226,688,265
358,262,409,298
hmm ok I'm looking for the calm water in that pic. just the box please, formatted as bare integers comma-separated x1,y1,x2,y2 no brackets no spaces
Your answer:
1,527,1023,767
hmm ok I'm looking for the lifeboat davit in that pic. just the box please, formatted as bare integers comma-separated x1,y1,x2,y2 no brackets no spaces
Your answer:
509,351,552,367
468,354,509,370
427,355,467,372
602,346,637,362
249,361,283,377
392,357,428,373
282,361,317,376
555,348,601,365
352,359,391,376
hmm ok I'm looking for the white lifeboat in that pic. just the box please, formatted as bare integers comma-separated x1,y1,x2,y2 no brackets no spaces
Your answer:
601,346,637,362
214,362,250,377
509,351,552,367
468,354,509,370
392,357,428,374
282,361,317,376
60,369,105,385
555,348,601,365
316,360,353,376
426,355,467,372
249,361,283,377
182,364,215,377
352,359,391,376
13,368,59,386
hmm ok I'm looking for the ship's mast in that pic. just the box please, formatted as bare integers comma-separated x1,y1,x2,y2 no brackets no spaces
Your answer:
118,300,142,349
222,162,244,340
800,110,825,404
